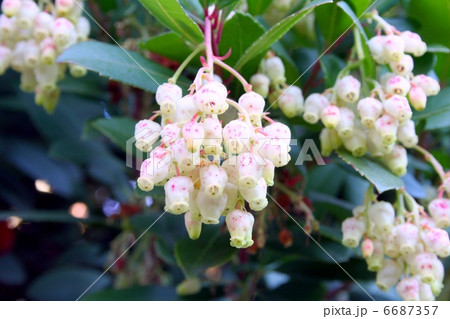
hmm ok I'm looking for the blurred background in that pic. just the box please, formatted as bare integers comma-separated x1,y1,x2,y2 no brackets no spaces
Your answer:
0,0,449,301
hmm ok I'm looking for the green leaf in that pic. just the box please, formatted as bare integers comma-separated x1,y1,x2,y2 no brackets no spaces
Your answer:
27,267,111,301
319,54,345,87
234,0,332,70
248,0,273,16
336,1,369,42
413,52,437,75
140,32,195,62
91,117,137,151
137,0,203,45
347,0,372,15
337,150,405,193
219,13,266,67
58,41,190,92
81,285,178,301
174,226,236,277
315,1,352,46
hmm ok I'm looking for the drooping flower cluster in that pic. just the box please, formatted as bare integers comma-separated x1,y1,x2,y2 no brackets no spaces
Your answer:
304,20,439,177
250,53,304,119
134,76,291,248
0,0,90,111
342,183,450,300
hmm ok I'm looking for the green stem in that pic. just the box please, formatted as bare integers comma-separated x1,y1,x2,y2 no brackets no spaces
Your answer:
353,28,370,96
169,45,205,84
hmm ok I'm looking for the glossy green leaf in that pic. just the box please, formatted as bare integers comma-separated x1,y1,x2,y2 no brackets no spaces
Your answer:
91,117,137,151
315,2,352,46
58,41,190,92
319,54,345,87
174,227,236,277
347,0,372,15
234,0,332,70
336,1,369,42
219,12,266,67
248,0,273,15
140,32,194,62
138,0,203,45
337,150,405,193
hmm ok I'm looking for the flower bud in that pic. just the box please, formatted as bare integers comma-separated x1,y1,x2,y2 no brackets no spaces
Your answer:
226,209,254,248
389,54,414,76
428,198,450,229
320,128,341,157
20,67,37,92
56,0,75,15
278,86,304,118
408,86,427,111
368,35,388,64
384,75,411,97
39,37,57,64
1,0,22,17
397,120,418,148
342,127,367,157
421,228,450,258
263,121,291,143
17,0,39,29
376,259,403,291
239,91,265,122
34,63,58,91
76,16,90,42
239,177,268,211
0,45,12,75
250,73,270,98
383,95,412,123
336,107,355,138
411,75,440,96
200,164,228,199
321,104,340,129
193,81,227,115
262,158,275,186
383,35,405,62
265,56,285,85
400,31,427,57
156,83,182,115
172,138,200,173
366,240,384,271
69,64,87,78
196,188,227,224
201,117,223,155
176,277,201,296
53,17,77,50
24,40,40,68
396,277,420,301
336,75,361,103
362,238,374,258
0,14,17,39
375,114,399,145
385,145,408,176
368,201,395,234
164,176,193,214
258,138,290,167
237,152,263,189
357,97,383,128
34,12,54,41
160,123,180,147
176,95,200,123
414,252,444,285
395,223,419,255
223,119,252,154
184,211,202,240
182,120,204,152
303,93,328,124
223,182,238,215
383,230,400,258
341,217,365,248
367,128,393,157
134,120,161,152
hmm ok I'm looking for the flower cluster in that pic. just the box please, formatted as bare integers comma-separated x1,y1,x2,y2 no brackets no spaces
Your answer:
304,19,440,177
341,183,450,300
250,53,304,119
0,0,90,111
134,77,291,248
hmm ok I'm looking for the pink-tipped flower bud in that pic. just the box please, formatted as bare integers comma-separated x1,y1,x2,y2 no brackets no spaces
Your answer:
56,0,75,15
184,211,202,240
375,114,399,145
396,277,420,301
239,177,268,211
303,93,328,124
428,198,450,229
368,201,395,234
34,12,54,41
383,95,412,123
397,120,418,148
408,86,427,111
342,127,367,157
421,228,450,258
395,223,419,255
341,217,365,248
239,91,265,124
278,86,304,118
389,54,414,76
336,75,361,103
52,17,77,49
182,120,204,152
193,81,227,115
17,0,39,29
201,117,223,155
250,73,270,98
226,209,254,249
200,164,228,199
384,75,411,97
39,37,57,64
263,121,291,143
411,75,440,96
164,176,193,214
223,119,252,154
156,83,182,115
321,104,340,129
1,0,21,17
196,188,227,224
368,35,388,64
400,31,427,57
376,259,403,291
137,148,171,192
385,145,408,176
362,238,374,259
336,107,355,139
265,56,286,85
383,35,405,62
134,119,161,152
357,97,383,128
320,128,341,157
